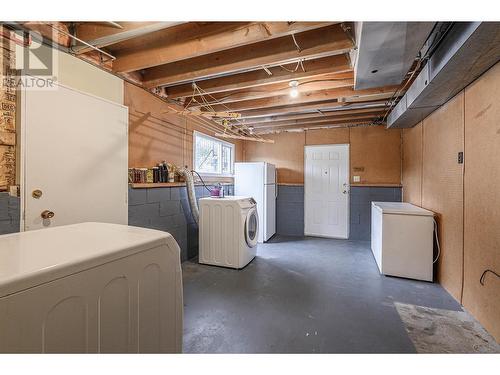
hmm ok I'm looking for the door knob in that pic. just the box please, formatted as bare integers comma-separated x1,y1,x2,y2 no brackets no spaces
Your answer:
41,210,55,219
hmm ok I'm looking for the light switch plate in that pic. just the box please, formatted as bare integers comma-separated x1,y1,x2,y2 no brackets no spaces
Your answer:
353,175,361,183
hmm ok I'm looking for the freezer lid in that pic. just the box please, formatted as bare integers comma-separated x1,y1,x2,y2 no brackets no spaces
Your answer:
0,222,174,297
372,202,434,216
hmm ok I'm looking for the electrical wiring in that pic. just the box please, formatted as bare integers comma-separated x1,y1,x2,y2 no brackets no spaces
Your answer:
433,218,441,264
376,22,454,125
194,77,352,105
277,59,306,73
479,269,500,286
182,84,259,140
193,84,268,141
291,33,301,52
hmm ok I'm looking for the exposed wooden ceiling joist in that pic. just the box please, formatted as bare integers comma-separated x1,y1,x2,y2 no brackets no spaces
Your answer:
254,119,374,134
206,85,398,113
248,113,379,129
164,55,352,99
112,22,336,74
141,24,354,88
241,108,385,126
186,73,354,108
72,22,186,54
238,101,389,119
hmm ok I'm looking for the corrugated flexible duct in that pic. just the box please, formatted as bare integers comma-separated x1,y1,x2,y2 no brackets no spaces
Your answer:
178,167,199,225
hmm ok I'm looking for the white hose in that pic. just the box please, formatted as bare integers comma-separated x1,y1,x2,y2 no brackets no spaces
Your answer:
433,218,441,264
178,167,199,225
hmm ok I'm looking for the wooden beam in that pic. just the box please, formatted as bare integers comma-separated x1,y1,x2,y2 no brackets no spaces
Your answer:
249,113,379,130
113,22,336,74
142,24,354,88
214,133,275,143
165,55,352,99
255,119,374,134
243,108,384,127
205,86,398,113
186,73,354,109
239,101,388,119
239,107,385,125
72,22,185,54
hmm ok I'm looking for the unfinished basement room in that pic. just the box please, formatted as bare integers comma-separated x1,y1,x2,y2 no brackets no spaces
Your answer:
0,1,499,373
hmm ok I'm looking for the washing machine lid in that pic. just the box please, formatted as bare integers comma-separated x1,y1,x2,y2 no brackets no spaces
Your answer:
245,207,259,248
0,222,173,297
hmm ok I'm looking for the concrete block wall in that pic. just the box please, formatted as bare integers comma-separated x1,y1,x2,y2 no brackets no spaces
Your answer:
349,186,402,240
275,185,402,240
0,192,20,235
128,184,234,262
276,185,304,236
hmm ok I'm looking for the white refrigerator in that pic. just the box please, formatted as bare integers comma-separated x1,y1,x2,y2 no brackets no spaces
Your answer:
234,162,276,243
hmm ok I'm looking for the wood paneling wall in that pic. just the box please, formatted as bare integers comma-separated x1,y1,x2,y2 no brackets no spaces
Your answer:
463,62,500,341
349,126,401,185
125,82,243,173
244,126,402,185
421,92,465,301
243,131,306,184
402,123,423,206
401,61,500,341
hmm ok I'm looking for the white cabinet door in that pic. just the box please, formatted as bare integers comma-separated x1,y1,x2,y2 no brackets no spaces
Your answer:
304,144,349,239
21,83,128,231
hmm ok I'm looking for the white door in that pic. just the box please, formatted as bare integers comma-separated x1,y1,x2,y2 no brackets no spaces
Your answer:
21,83,128,231
304,144,349,239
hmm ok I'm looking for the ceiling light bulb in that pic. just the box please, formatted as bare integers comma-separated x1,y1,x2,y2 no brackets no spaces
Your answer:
289,80,299,98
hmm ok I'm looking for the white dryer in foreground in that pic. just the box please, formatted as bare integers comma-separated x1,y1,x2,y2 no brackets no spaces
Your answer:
199,196,258,269
0,222,183,353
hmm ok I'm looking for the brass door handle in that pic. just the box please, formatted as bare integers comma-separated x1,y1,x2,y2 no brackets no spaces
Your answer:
41,210,55,219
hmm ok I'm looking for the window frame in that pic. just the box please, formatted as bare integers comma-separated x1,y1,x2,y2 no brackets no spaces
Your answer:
193,131,235,177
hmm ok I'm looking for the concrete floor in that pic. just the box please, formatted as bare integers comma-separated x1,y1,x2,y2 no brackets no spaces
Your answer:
182,235,463,353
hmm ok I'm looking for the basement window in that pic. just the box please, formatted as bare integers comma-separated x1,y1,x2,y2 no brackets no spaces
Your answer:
193,131,234,176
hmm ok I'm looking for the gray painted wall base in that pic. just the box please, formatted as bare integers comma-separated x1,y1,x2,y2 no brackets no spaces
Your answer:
275,185,402,241
128,184,234,262
276,185,304,237
0,192,20,235
350,186,402,240
1,184,400,255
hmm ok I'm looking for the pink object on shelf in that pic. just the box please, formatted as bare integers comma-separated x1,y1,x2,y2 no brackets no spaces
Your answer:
210,187,221,197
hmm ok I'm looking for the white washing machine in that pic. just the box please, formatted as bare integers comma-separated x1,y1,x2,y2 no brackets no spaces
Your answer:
199,196,258,269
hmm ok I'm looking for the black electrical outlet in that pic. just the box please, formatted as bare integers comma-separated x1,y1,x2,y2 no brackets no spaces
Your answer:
458,152,464,164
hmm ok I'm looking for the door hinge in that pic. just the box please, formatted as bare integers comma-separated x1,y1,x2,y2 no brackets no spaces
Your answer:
458,151,464,164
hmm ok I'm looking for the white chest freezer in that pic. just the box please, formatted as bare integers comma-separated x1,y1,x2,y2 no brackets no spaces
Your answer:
371,202,435,282
0,222,183,353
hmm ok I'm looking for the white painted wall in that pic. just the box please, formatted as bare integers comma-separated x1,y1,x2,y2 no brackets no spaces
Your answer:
49,44,124,104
